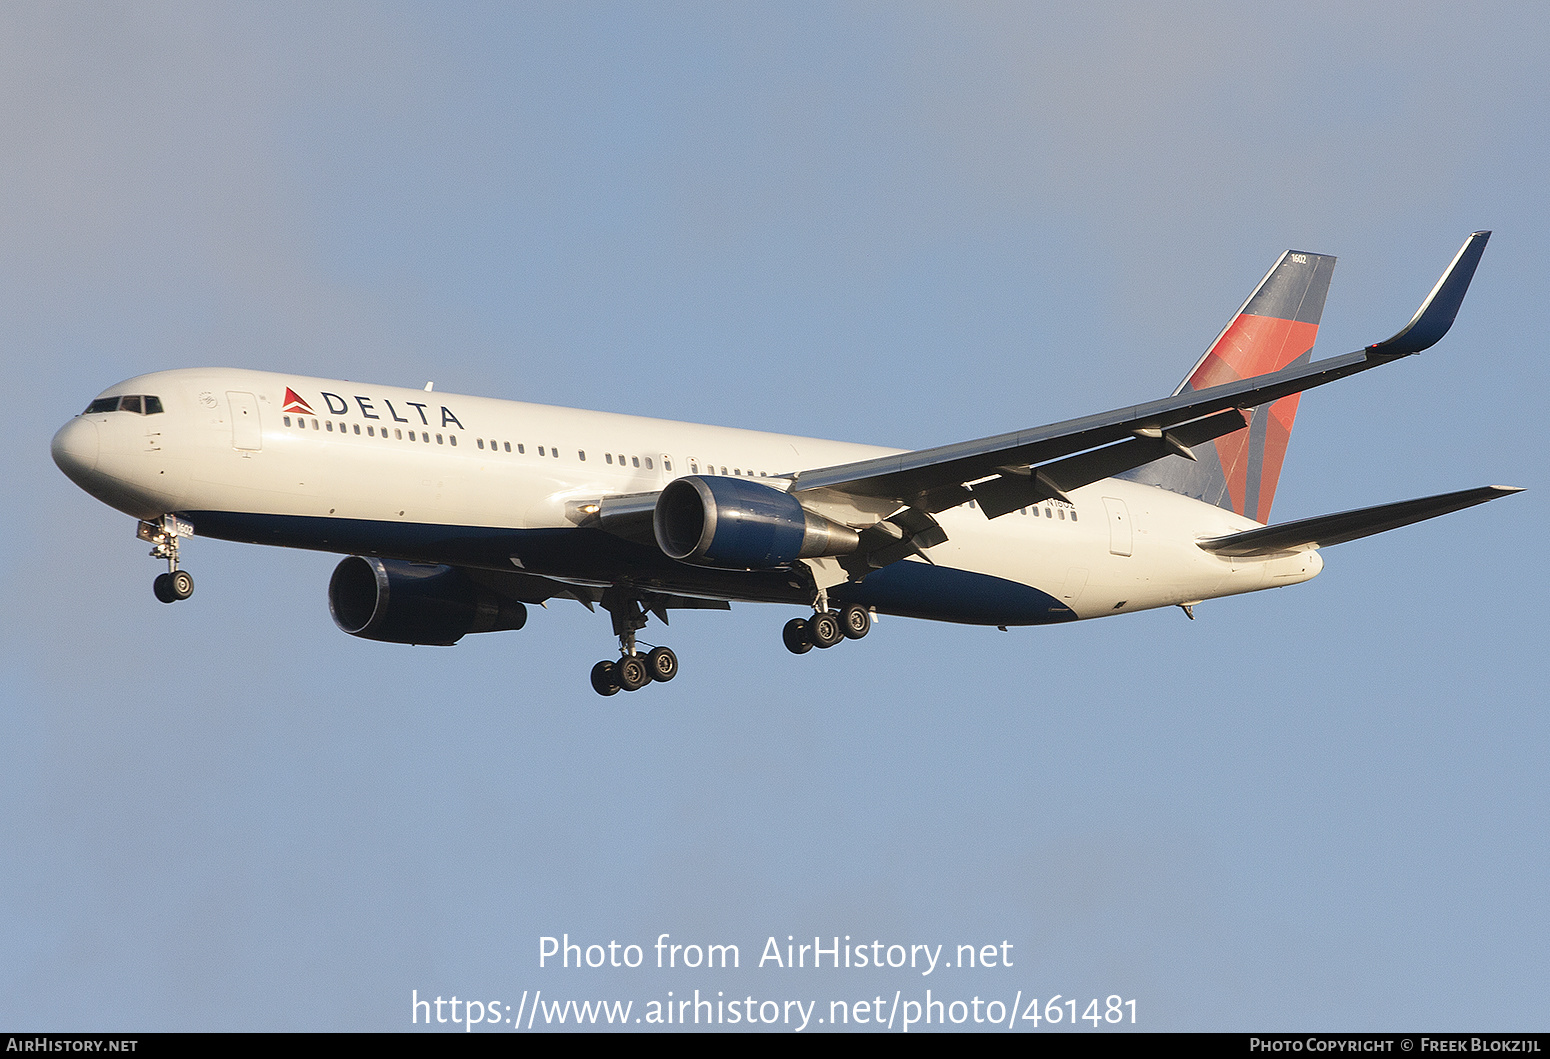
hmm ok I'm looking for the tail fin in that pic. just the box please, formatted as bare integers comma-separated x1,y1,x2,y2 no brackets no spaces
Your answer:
1122,249,1336,522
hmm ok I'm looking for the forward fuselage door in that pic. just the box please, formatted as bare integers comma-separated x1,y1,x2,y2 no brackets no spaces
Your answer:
227,391,262,451
1102,496,1132,556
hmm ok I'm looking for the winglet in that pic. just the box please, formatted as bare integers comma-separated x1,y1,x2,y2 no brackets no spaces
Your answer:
1366,231,1490,359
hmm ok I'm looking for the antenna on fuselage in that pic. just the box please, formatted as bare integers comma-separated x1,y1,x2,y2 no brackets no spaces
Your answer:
424,381,434,392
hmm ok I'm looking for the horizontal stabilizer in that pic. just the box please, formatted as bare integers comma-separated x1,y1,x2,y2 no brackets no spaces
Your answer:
1197,484,1522,557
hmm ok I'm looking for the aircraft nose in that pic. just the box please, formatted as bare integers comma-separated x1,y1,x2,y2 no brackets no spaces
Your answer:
51,416,100,483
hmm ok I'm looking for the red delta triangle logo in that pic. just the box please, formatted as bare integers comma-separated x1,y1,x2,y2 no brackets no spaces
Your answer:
283,387,315,415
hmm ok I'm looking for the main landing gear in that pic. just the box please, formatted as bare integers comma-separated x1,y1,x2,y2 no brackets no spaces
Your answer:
590,646,678,696
783,602,871,655
140,516,195,604
590,592,679,697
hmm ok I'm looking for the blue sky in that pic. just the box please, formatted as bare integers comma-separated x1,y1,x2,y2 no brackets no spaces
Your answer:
3,2,1546,1031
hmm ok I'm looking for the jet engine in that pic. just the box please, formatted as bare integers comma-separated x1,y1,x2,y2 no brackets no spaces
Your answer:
653,475,859,569
328,556,528,646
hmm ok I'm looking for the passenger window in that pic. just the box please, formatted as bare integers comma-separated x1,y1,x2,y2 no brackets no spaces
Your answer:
553,447,559,458
605,453,612,464
538,446,545,456
395,429,402,439
353,423,361,435
644,457,653,469
436,434,443,444
409,430,416,441
720,466,727,475
367,426,374,436
578,450,585,461
326,421,334,432
1070,511,1077,522
143,396,163,414
119,395,143,414
478,438,485,449
1057,509,1064,520
449,435,457,446
664,458,672,472
631,456,639,468
423,433,431,443
284,416,292,427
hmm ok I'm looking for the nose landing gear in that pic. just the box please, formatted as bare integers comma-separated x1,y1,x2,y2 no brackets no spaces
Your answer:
590,591,680,696
140,516,195,604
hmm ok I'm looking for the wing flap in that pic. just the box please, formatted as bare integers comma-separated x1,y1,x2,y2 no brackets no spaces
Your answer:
1196,485,1522,557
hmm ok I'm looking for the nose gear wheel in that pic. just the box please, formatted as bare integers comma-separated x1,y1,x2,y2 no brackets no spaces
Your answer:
153,569,195,603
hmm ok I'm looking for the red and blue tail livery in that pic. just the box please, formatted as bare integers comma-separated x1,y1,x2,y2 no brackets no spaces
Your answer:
1124,249,1335,522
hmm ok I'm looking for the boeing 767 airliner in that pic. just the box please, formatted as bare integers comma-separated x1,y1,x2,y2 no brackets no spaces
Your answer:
52,232,1519,694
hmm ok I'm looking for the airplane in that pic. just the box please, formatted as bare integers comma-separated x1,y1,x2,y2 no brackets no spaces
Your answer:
51,231,1520,696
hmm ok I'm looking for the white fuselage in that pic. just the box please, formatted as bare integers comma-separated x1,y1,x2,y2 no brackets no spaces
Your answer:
52,368,1321,625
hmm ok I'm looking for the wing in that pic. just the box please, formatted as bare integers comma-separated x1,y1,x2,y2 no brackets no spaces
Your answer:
1196,485,1522,557
789,232,1491,525
467,564,731,620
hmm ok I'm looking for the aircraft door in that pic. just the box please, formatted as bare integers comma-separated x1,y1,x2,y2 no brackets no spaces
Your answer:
1102,496,1132,556
227,391,262,451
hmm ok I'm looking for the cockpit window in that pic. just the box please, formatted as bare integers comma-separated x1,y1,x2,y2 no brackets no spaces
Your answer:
83,394,164,415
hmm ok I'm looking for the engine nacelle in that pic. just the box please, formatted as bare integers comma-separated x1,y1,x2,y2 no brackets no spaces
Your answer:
328,556,528,646
654,475,859,569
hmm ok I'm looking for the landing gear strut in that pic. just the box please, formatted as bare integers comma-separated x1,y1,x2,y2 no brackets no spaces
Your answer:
140,516,194,604
590,591,679,696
